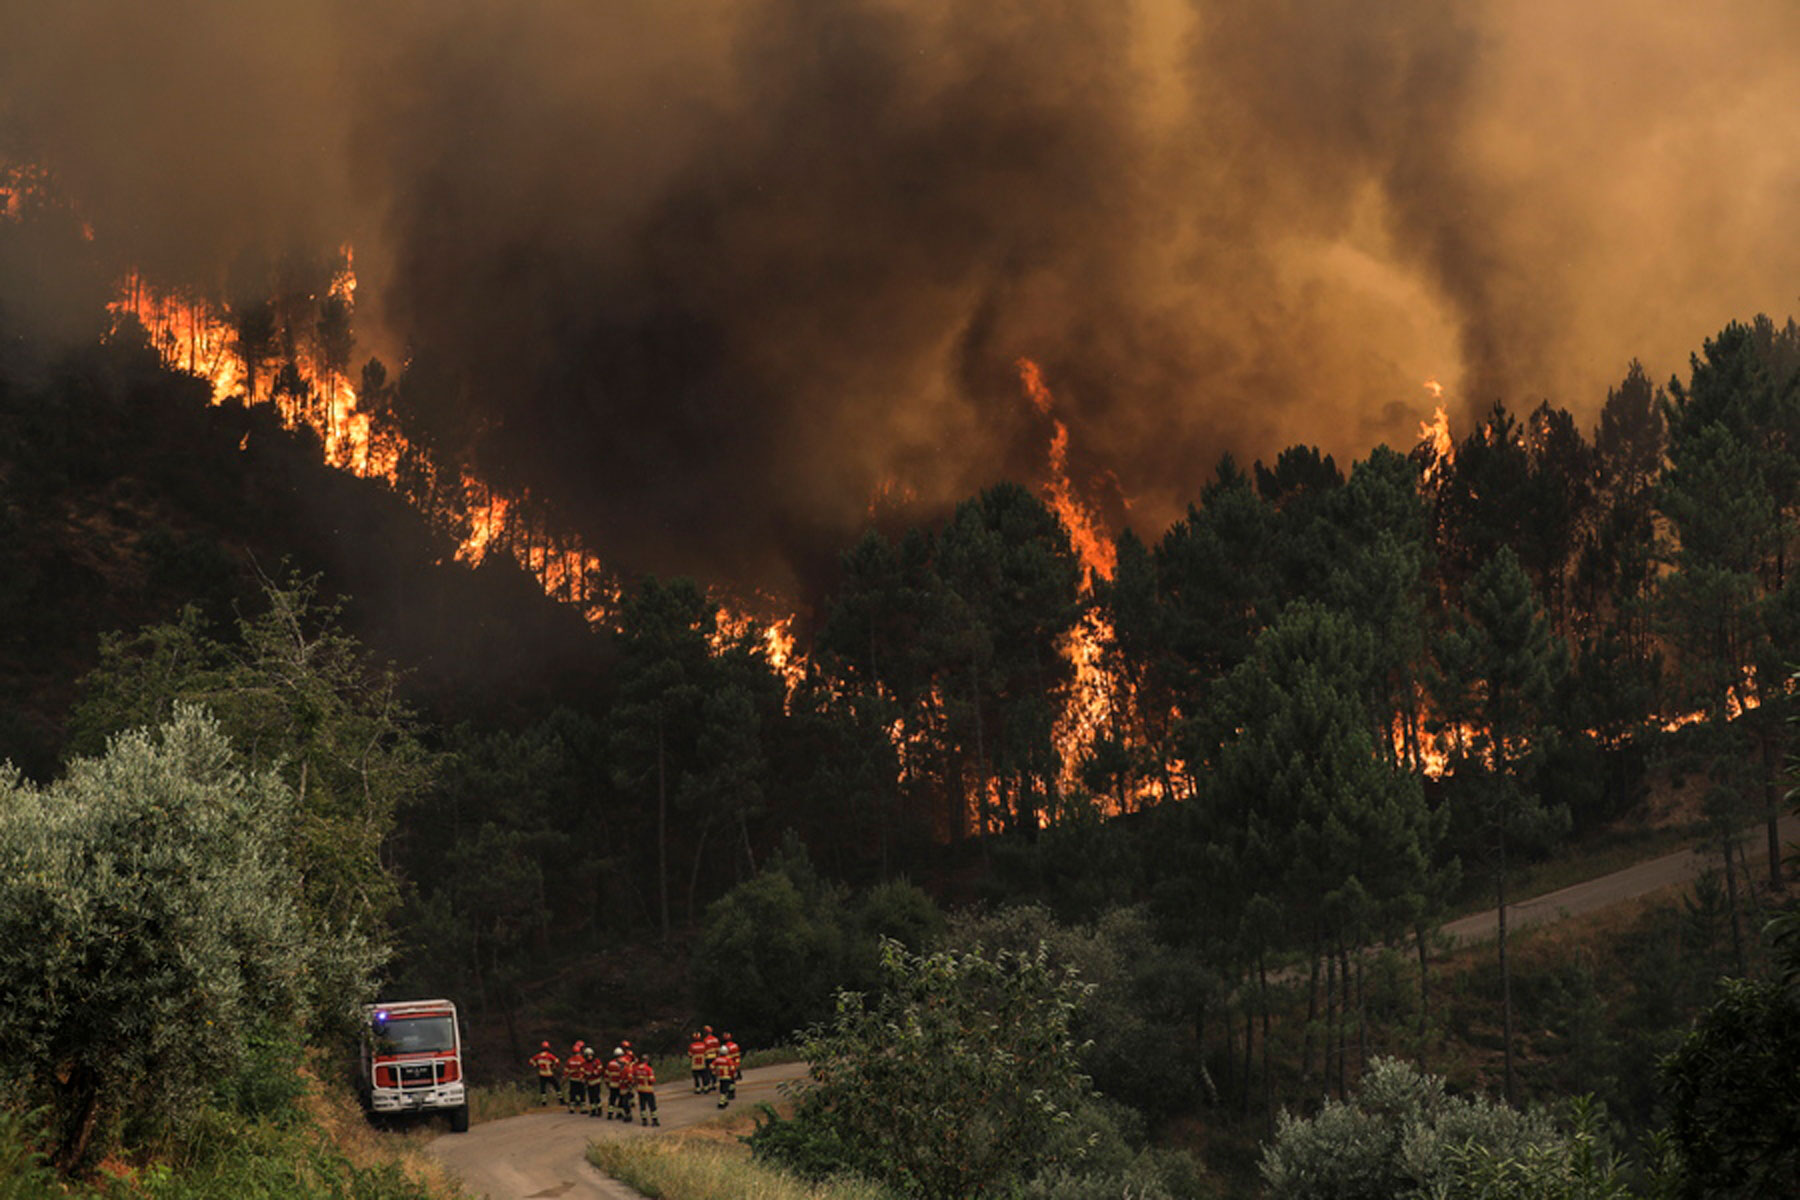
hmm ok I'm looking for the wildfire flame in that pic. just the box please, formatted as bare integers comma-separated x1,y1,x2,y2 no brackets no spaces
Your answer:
110,260,619,623
1417,381,1454,487
1016,358,1116,584
1014,359,1154,815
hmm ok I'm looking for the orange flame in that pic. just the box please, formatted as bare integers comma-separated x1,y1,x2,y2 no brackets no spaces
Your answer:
1016,359,1116,583
1417,384,1454,486
108,262,632,622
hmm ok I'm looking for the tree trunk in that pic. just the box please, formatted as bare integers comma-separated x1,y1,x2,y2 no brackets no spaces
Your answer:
1723,826,1747,975
1415,922,1431,1043
1324,942,1338,1097
1241,1003,1255,1116
1336,943,1350,1099
657,721,670,943
55,1076,103,1176
1302,948,1320,1081
686,823,711,927
1259,950,1273,1133
1763,734,1784,889
1498,829,1514,1107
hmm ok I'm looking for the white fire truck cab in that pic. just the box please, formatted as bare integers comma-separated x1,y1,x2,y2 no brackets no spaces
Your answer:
360,998,469,1132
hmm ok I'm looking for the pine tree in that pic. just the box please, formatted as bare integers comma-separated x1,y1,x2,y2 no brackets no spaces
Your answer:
1430,547,1569,1104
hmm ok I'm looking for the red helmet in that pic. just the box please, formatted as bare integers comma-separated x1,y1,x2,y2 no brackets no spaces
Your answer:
574,1040,585,1049
541,1041,550,1049
704,1025,713,1034
622,1040,632,1048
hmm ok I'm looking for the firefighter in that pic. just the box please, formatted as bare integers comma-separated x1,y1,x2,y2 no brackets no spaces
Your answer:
688,1030,707,1093
634,1054,659,1125
529,1041,561,1105
564,1041,587,1113
580,1045,599,1115
604,1047,625,1120
619,1044,637,1122
713,1040,738,1108
701,1025,720,1092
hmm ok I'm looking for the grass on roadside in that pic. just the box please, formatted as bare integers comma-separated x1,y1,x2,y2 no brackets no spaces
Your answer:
588,1110,890,1200
467,1082,544,1125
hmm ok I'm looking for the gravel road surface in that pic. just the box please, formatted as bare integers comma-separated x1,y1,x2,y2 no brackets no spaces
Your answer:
427,1061,812,1200
1441,812,1798,947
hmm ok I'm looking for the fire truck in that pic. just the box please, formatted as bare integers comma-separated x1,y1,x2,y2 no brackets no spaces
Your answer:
360,998,469,1132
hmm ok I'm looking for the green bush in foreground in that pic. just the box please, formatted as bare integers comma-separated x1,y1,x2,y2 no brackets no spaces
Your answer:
1660,976,1800,1198
0,1102,442,1200
0,1108,61,1200
1261,1056,1641,1200
750,937,1199,1200
0,706,353,1171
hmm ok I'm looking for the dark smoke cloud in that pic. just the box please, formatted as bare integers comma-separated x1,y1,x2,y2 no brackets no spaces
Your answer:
5,0,1800,597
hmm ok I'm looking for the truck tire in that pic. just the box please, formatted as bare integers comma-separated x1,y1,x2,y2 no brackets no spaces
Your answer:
449,1105,470,1133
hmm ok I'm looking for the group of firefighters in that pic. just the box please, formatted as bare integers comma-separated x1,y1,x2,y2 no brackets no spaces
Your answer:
526,1025,743,1123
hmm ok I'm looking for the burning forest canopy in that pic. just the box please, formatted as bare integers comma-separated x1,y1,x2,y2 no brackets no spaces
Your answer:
4,0,1800,600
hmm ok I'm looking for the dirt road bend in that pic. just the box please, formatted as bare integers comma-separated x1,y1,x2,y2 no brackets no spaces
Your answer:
427,1061,812,1200
1441,812,1799,948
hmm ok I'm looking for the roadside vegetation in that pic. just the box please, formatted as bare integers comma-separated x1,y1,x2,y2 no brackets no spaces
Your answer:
592,1118,896,1200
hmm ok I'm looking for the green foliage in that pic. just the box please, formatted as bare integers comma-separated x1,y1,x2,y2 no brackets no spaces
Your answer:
1659,977,1800,1198
749,938,1094,1200
68,577,430,1019
0,1108,61,1200
694,851,850,1046
947,903,1203,1121
694,842,945,1046
129,1114,440,1200
0,706,372,1170
1260,1056,1606,1200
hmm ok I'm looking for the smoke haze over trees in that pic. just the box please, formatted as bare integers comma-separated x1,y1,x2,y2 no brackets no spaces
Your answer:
5,0,1800,594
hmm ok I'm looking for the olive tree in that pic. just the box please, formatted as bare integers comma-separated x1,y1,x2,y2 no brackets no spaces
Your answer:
1260,1056,1627,1200
749,938,1094,1200
0,705,379,1172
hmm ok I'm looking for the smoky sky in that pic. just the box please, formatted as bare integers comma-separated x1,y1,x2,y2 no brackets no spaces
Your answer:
5,0,1800,597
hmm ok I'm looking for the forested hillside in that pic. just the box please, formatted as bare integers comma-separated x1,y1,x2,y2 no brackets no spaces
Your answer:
4,180,1799,1197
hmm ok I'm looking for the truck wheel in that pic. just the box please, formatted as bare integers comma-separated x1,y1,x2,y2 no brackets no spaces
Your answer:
449,1105,470,1133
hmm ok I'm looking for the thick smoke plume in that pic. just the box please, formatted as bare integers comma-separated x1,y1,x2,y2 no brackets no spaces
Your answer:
5,0,1799,596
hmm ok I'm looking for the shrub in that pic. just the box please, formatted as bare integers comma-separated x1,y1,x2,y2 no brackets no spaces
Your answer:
1260,1056,1591,1200
749,938,1094,1200
0,706,374,1171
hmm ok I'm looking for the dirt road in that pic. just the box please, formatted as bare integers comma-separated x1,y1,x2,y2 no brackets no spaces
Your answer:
427,1061,811,1200
1441,812,1799,947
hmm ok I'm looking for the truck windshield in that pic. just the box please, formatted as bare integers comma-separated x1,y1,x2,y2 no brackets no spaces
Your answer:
372,1015,455,1056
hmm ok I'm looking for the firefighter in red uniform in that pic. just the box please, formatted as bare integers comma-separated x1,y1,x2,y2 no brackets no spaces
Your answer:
603,1047,624,1120
564,1041,587,1112
618,1043,637,1122
634,1055,659,1125
581,1045,599,1115
529,1041,561,1104
688,1031,707,1093
714,1040,738,1108
701,1025,720,1092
